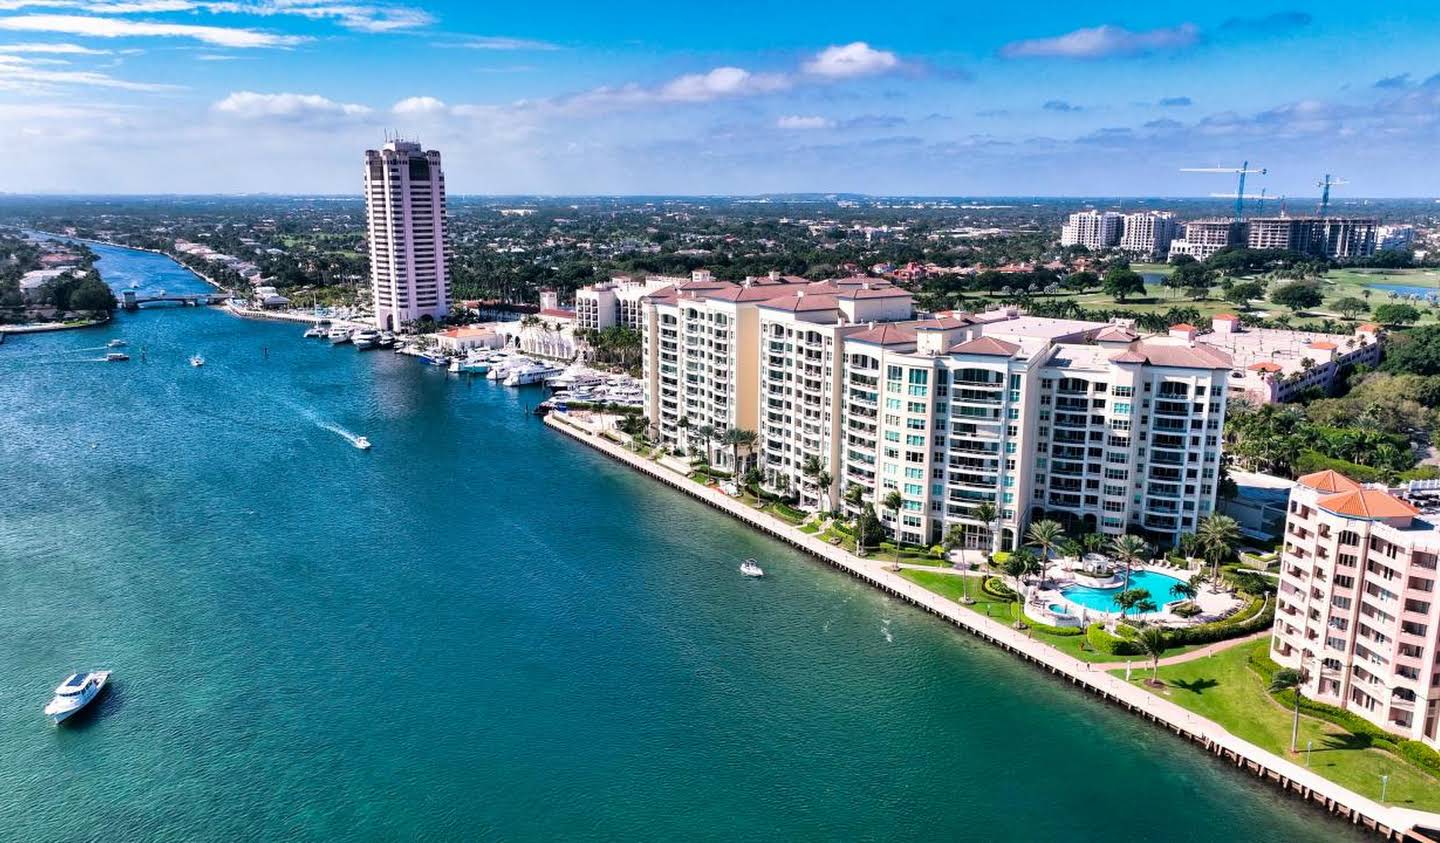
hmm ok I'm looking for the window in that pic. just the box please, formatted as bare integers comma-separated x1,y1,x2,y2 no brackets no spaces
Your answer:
908,369,929,385
904,483,923,496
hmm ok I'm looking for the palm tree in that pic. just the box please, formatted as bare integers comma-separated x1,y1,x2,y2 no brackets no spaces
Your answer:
942,525,973,604
1110,534,1150,593
815,469,833,511
1082,532,1107,556
721,427,757,474
1026,519,1065,585
694,424,716,464
1177,532,1201,571
970,501,998,555
1197,514,1241,590
1169,579,1198,602
1135,626,1169,684
883,490,904,570
1269,667,1305,753
1114,587,1151,619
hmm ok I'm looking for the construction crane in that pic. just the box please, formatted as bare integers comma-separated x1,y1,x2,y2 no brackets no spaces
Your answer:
1316,174,1349,218
1209,191,1268,214
1181,161,1267,220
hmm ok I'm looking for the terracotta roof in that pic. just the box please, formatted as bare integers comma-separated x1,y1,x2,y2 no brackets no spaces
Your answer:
835,285,909,300
848,323,917,347
1357,323,1381,332
1170,323,1198,332
1296,469,1363,494
1317,488,1419,520
1308,341,1338,350
912,316,972,330
1110,350,1148,364
1214,313,1240,321
1094,325,1138,342
948,336,1020,356
538,308,575,319
1118,341,1231,370
756,294,839,313
1248,361,1283,372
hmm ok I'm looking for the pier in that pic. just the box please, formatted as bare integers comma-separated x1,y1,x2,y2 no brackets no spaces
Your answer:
545,411,1440,842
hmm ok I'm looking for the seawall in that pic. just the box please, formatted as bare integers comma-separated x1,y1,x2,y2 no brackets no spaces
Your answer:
544,411,1440,842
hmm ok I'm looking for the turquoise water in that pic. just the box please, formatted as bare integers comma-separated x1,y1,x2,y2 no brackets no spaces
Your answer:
0,242,1358,840
1061,570,1186,614
1368,283,1440,300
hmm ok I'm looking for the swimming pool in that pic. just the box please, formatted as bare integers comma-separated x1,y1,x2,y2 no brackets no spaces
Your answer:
1059,570,1186,614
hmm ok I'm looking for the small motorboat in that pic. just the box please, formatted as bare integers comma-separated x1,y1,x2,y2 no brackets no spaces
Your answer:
377,331,396,348
448,359,461,374
44,670,111,725
352,329,381,350
189,354,205,367
303,324,327,339
105,351,129,362
107,339,127,348
740,559,765,578
328,327,352,345
353,436,372,450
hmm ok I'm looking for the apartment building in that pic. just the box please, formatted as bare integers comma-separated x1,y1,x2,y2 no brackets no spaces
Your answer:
1378,225,1417,252
1118,211,1178,261
363,139,450,330
575,274,677,332
1168,219,1245,262
1197,315,1383,404
1272,471,1440,749
1245,217,1378,260
1060,211,1123,251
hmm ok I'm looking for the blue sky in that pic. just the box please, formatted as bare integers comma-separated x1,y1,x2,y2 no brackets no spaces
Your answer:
2,1,1440,196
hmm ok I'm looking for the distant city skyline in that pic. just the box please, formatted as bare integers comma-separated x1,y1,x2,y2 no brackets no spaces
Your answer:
3,1,1440,195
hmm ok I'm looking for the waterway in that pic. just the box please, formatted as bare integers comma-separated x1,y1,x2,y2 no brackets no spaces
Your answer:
0,242,1362,840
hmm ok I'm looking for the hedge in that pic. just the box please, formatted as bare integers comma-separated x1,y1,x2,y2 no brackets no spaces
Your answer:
1087,623,1141,656
1247,650,1440,779
982,576,1015,600
1160,594,1273,647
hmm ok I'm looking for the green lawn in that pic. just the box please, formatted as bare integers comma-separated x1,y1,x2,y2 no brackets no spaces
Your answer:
1116,639,1440,810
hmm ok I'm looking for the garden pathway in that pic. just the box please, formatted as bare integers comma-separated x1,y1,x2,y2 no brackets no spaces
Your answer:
1089,629,1272,671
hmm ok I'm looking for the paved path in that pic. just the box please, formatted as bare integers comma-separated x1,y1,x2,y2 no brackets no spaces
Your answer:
1090,629,1272,671
545,412,1440,840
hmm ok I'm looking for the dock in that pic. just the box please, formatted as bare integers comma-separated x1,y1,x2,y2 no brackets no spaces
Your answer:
544,411,1440,842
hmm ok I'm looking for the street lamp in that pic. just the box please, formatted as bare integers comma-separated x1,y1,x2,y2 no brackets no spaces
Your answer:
1379,774,1390,803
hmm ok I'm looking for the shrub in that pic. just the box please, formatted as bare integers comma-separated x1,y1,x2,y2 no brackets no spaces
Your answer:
982,577,1015,600
929,544,946,558
770,501,807,524
1164,595,1272,646
1087,623,1141,656
1172,601,1202,618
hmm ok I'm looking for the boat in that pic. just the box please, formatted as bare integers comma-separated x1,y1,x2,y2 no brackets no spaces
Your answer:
447,359,461,374
105,351,129,362
327,327,352,345
459,359,490,374
352,329,381,350
303,324,327,339
353,436,372,450
740,559,765,578
43,670,111,725
418,351,448,366
377,331,396,348
504,362,563,386
107,339,127,348
189,354,205,367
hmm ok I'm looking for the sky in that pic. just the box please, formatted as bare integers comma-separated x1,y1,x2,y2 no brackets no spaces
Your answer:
2,1,1440,196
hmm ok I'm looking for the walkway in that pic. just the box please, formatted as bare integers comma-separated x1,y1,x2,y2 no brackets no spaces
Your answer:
1090,629,1272,671
545,412,1440,841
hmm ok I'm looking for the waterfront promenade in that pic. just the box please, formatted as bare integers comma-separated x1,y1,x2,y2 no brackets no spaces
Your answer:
545,411,1440,841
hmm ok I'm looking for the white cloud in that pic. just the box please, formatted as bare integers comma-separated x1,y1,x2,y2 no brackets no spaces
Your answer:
392,95,446,114
0,52,176,90
451,36,560,51
658,66,789,102
212,90,370,120
0,1,433,32
802,42,899,79
0,14,306,47
1000,24,1200,59
776,115,833,130
0,41,111,54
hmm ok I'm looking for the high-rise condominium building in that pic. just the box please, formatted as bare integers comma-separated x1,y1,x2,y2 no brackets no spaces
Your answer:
1168,219,1245,262
364,139,450,330
1272,470,1440,749
1377,225,1416,252
575,274,684,332
637,273,1233,549
1119,212,1178,260
1245,217,1378,260
1060,211,1123,251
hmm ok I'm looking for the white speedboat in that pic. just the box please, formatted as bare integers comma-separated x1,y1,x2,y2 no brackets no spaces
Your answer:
353,436,372,450
303,324,327,339
105,351,129,362
189,354,205,367
740,559,765,578
352,329,380,350
447,359,461,374
459,359,490,374
44,670,111,725
504,362,563,387
327,327,352,345
106,339,127,348
377,331,396,348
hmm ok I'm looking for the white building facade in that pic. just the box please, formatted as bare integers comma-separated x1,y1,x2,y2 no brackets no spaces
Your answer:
1060,211,1123,251
1119,211,1178,260
364,139,450,330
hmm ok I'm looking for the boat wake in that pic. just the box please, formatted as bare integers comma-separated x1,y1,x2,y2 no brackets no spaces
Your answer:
317,420,367,449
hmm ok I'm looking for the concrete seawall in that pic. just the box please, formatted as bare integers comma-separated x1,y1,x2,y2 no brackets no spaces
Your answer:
545,412,1440,842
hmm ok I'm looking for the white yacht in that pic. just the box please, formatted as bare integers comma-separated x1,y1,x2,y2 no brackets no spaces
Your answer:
327,327,352,345
740,559,765,578
44,670,110,725
303,324,327,339
504,362,564,387
377,331,396,348
189,354,205,367
447,359,461,374
352,329,381,350
353,436,372,450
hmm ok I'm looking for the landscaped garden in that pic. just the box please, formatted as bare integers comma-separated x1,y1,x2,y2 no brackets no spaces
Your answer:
1117,638,1440,810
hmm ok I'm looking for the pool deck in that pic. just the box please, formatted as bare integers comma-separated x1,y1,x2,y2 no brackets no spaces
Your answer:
546,410,1440,842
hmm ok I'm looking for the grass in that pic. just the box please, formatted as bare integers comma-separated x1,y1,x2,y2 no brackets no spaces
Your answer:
1116,638,1440,810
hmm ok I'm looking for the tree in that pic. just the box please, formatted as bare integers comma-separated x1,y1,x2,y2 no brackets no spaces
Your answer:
1063,270,1099,291
694,424,716,463
721,427,756,473
856,504,883,554
1372,302,1421,326
1197,514,1241,588
1102,267,1146,303
1269,667,1305,753
1114,587,1151,619
970,501,998,555
1166,262,1214,299
1134,626,1169,684
1110,534,1150,593
1381,326,1440,376
1270,283,1324,311
69,276,117,313
1001,548,1040,620
1169,579,1198,601
1025,519,1064,583
1223,281,1265,309
942,525,973,603
1332,296,1369,320
844,484,866,509
883,490,904,570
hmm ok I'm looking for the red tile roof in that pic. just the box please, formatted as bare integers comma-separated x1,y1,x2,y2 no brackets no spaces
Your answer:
1214,313,1240,321
1308,341,1338,350
757,294,839,313
948,336,1020,356
1248,361,1283,372
1296,469,1363,494
1170,323,1198,332
1317,488,1419,520
1117,341,1231,369
848,323,917,347
538,308,575,319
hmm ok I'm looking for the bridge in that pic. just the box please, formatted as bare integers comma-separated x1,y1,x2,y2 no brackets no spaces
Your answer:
120,290,228,311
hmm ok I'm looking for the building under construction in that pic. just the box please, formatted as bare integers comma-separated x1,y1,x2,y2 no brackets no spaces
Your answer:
1245,216,1378,259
